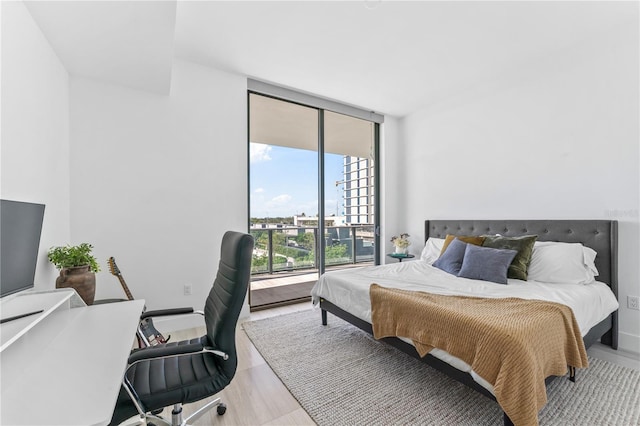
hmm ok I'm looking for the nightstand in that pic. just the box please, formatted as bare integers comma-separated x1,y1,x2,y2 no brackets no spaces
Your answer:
387,253,415,262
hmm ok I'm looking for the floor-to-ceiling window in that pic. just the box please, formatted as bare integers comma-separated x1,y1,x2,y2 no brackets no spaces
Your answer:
248,83,382,310
323,111,377,272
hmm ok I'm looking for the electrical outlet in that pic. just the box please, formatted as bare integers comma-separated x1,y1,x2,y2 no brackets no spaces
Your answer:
628,295,640,311
183,283,192,296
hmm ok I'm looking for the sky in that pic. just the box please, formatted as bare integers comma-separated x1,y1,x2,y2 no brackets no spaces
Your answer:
250,143,344,219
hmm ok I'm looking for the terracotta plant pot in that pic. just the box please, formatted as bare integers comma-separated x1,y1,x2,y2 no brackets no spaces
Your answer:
56,265,96,305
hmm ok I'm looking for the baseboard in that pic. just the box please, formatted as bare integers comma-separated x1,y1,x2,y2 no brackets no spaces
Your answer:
618,331,640,355
250,296,311,312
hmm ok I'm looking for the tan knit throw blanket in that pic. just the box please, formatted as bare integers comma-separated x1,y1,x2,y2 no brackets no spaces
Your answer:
370,284,588,426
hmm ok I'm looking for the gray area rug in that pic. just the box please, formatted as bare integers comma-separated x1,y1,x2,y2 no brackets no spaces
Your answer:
243,309,640,426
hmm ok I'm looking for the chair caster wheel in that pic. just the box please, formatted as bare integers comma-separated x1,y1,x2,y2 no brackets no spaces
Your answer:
217,403,227,415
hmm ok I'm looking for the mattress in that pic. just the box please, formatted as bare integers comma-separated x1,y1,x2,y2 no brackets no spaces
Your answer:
310,260,619,394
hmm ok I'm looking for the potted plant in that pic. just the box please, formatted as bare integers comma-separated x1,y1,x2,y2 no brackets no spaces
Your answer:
47,243,100,305
390,233,411,254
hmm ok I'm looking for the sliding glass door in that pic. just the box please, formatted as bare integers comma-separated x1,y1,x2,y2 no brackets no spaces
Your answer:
323,111,377,272
248,92,379,310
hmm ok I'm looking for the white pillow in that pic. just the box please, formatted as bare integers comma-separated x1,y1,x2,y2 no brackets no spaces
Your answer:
582,245,599,276
420,237,445,265
527,241,598,284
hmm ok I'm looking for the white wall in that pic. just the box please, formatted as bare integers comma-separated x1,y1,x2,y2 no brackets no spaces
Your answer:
1,2,71,289
398,20,639,353
69,60,248,327
380,116,402,263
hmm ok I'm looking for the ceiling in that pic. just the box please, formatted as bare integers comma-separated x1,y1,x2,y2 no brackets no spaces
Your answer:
23,1,637,117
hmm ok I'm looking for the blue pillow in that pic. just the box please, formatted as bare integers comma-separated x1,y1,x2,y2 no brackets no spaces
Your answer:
457,244,518,284
433,238,467,275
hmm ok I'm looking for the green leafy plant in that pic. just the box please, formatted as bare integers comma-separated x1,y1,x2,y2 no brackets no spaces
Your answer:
47,243,101,273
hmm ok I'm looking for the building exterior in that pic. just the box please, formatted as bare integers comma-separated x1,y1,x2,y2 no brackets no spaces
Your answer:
341,155,374,226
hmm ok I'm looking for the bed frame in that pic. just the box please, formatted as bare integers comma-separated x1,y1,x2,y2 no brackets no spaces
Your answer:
319,219,618,426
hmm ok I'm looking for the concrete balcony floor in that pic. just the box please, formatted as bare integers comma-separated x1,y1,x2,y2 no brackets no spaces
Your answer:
249,262,373,310
251,262,373,290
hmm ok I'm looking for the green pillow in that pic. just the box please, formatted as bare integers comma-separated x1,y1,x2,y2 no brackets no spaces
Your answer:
482,235,537,281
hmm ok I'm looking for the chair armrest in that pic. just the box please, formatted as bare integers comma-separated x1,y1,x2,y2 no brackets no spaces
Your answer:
140,307,194,320
128,342,204,364
127,343,229,366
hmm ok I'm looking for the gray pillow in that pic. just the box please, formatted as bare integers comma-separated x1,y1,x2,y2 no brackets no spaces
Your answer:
433,238,467,275
457,244,518,284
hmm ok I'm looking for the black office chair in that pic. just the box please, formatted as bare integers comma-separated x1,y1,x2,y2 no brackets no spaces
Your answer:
109,231,254,426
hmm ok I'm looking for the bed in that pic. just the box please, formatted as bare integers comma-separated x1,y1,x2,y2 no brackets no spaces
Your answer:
311,219,619,426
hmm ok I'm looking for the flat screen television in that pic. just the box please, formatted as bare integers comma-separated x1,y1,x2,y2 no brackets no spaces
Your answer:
1,199,46,298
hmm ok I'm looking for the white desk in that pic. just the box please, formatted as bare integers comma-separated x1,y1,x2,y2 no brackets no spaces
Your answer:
0,289,145,425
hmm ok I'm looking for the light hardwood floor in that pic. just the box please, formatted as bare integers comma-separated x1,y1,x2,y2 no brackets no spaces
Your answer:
150,303,317,426
143,302,638,426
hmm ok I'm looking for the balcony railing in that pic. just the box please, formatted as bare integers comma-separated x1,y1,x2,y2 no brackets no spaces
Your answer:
250,225,375,275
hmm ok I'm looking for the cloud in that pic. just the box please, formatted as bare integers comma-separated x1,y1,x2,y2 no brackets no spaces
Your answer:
258,194,294,217
270,194,292,204
250,143,272,163
254,187,265,193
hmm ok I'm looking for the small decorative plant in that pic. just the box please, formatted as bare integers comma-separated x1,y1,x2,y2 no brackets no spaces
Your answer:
390,233,410,249
47,243,101,273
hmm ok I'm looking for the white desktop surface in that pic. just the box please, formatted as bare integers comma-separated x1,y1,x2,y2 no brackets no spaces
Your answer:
1,295,145,426
1,289,83,350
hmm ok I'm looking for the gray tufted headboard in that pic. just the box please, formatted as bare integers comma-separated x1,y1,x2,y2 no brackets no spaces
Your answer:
425,220,618,296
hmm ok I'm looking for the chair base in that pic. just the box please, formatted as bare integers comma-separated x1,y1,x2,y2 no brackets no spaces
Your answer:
120,398,226,426
180,397,225,426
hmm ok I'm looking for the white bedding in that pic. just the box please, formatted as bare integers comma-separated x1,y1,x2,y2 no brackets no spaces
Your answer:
310,260,619,394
